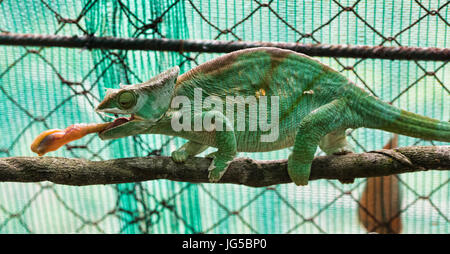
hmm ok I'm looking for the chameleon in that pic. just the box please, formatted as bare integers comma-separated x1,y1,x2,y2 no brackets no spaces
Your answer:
34,47,450,186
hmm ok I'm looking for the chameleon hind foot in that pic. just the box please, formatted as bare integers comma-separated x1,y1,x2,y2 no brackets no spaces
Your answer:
287,154,311,186
318,128,355,183
319,129,354,155
289,100,353,186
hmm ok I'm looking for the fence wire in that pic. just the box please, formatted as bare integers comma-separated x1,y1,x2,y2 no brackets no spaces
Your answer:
0,0,448,233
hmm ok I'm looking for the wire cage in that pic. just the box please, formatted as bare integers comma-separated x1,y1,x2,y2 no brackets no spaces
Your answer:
0,0,448,234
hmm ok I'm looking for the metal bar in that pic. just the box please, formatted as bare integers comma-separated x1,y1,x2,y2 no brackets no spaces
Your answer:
0,33,448,61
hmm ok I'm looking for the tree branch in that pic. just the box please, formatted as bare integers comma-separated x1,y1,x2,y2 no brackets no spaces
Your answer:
0,146,448,187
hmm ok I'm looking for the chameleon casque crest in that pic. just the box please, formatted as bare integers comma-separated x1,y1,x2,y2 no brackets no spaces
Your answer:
94,47,450,186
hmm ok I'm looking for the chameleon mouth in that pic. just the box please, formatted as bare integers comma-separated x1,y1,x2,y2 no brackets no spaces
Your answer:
100,114,143,134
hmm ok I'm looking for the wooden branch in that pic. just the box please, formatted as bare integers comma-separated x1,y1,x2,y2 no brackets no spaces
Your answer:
0,146,448,187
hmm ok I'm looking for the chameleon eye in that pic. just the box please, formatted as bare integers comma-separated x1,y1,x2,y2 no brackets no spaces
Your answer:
117,91,137,110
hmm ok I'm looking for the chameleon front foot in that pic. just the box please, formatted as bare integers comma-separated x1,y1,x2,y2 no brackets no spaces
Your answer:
287,155,311,186
171,150,189,163
171,141,209,163
207,153,233,183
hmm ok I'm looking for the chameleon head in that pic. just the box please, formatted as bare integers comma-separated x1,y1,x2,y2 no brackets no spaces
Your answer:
95,66,179,140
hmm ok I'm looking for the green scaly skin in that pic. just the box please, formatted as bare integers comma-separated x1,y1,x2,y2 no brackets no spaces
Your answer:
95,47,450,186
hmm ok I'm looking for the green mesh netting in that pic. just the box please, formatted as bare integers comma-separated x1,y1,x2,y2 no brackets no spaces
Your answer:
0,0,448,233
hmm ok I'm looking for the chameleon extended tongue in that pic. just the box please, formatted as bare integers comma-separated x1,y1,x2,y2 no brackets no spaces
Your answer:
31,122,111,156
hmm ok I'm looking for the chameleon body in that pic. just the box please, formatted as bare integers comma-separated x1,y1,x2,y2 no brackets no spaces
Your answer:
95,47,450,186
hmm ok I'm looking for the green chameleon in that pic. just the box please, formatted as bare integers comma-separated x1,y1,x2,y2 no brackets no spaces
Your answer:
95,47,450,186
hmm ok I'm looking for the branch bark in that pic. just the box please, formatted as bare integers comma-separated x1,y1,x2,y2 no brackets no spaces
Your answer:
0,146,448,187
